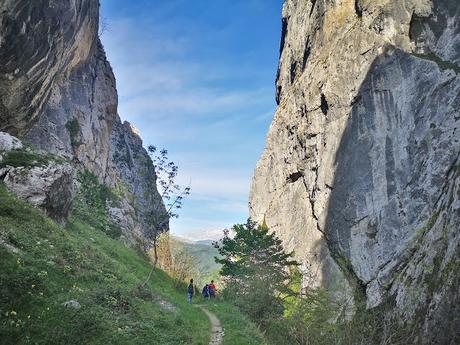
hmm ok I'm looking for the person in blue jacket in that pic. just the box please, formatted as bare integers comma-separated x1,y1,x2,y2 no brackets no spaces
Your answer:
202,284,210,299
187,278,194,304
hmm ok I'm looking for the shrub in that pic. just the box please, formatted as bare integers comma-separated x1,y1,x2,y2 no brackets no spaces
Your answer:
0,148,60,169
65,118,81,149
71,170,121,239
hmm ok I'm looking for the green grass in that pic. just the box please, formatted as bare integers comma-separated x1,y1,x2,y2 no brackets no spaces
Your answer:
71,170,122,238
204,300,266,345
0,183,211,345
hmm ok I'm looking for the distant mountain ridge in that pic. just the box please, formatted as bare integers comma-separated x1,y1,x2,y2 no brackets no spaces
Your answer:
195,239,214,246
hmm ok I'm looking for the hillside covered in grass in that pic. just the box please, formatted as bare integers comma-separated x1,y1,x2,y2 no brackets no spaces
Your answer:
0,183,265,345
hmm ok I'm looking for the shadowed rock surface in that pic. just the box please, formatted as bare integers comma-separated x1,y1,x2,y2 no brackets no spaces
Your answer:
250,0,459,342
105,120,167,241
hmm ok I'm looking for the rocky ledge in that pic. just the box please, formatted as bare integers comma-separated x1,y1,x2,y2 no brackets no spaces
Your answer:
0,132,75,223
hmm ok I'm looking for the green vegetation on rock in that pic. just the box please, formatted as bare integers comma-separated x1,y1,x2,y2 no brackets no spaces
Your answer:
72,170,122,239
411,52,460,74
65,118,81,149
0,148,61,169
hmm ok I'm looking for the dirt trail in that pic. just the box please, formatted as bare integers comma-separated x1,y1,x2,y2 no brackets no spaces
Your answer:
196,305,224,345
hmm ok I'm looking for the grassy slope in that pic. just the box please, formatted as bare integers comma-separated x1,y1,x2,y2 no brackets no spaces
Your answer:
0,184,264,345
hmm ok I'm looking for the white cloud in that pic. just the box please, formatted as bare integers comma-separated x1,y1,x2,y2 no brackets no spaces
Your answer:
119,87,270,119
254,109,275,123
102,17,189,63
171,222,236,241
187,194,248,213
173,228,227,241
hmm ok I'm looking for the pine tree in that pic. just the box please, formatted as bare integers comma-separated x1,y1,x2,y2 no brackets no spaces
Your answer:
213,219,298,324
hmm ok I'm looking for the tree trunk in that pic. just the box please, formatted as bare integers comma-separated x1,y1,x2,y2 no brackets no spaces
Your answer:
153,237,158,268
139,236,157,289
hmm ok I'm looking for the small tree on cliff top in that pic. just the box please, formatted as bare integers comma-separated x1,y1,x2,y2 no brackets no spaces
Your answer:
138,146,190,290
145,145,190,264
213,219,299,324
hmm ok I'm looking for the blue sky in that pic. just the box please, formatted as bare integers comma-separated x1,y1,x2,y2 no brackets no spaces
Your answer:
99,0,283,240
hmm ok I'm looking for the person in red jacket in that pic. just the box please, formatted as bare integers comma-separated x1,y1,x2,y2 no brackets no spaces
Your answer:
209,280,217,299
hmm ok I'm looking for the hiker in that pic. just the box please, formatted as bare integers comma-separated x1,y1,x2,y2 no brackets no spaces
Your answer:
209,280,217,299
187,279,194,304
202,284,210,299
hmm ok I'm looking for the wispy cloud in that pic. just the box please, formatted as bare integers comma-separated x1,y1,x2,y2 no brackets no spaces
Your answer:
119,87,271,118
173,226,228,241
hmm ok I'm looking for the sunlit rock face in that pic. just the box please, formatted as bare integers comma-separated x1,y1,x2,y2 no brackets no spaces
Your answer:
0,0,168,241
250,0,459,341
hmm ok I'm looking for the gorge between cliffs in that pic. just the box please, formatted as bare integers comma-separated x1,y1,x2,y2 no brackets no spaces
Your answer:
0,1,459,345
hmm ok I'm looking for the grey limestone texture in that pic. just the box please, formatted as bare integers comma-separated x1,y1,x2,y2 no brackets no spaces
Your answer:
250,0,459,342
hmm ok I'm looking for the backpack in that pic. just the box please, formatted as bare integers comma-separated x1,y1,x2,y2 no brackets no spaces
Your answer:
188,284,194,294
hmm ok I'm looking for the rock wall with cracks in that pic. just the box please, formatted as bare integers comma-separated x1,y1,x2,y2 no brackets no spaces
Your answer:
250,0,459,342
0,0,167,242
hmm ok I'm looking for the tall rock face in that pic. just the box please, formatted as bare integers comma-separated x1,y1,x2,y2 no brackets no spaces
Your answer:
0,0,167,241
250,0,459,341
105,121,167,241
25,38,118,179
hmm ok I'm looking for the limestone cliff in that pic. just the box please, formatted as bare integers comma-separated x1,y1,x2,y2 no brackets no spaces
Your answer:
250,0,459,342
0,0,167,241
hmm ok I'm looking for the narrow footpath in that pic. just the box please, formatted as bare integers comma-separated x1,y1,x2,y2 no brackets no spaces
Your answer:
196,305,224,345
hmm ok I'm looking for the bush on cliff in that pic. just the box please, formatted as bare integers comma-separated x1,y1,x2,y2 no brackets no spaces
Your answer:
72,169,122,239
